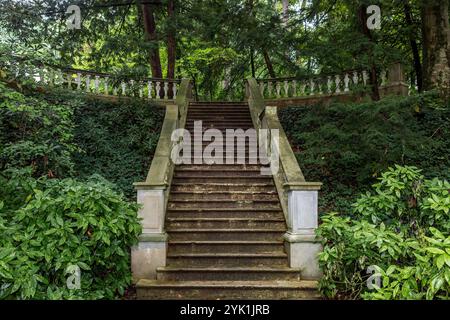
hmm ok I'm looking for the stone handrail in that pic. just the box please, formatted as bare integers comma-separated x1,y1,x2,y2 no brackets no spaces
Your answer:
247,77,322,279
1,56,180,100
255,63,408,101
131,79,192,281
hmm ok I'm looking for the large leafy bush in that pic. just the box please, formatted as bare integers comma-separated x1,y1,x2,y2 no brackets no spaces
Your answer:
0,169,141,299
318,165,450,300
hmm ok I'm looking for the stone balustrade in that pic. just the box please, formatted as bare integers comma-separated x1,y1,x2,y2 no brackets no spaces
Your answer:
2,58,180,100
256,70,371,99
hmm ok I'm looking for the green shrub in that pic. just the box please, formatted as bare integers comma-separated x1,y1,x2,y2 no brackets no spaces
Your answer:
71,95,164,199
279,92,450,213
0,169,141,299
317,165,450,300
0,83,78,177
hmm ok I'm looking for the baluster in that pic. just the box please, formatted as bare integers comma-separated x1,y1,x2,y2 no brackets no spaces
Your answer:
335,75,341,93
318,79,323,95
362,71,368,85
48,70,55,86
309,79,315,95
104,77,109,95
156,81,161,99
94,75,100,93
300,82,306,95
172,82,177,99
76,73,81,90
85,74,91,92
344,73,350,92
292,80,297,97
113,87,118,96
327,76,332,94
55,70,62,86
275,82,281,98
148,81,153,98
164,81,169,99
284,80,289,97
67,73,72,89
380,70,387,86
138,81,143,98
121,81,126,95
128,79,134,96
353,71,359,86
259,82,265,96
267,81,273,97
38,69,45,83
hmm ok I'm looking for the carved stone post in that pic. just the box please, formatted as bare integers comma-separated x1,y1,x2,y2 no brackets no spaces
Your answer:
283,182,322,280
131,183,168,282
379,63,409,97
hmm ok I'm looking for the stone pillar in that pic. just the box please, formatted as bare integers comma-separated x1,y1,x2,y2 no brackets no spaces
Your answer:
380,63,409,97
283,182,322,280
131,183,167,282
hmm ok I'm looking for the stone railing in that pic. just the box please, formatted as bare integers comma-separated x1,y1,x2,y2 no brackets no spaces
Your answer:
1,57,180,100
253,63,409,106
257,70,369,99
246,78,322,279
131,79,193,281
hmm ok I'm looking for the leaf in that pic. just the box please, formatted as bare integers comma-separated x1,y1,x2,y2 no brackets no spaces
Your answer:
78,262,91,270
426,247,445,255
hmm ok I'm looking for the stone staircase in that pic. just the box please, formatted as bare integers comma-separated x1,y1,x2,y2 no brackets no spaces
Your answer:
136,101,319,299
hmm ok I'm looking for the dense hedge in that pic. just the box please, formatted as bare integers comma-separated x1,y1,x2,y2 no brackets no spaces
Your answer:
279,92,450,213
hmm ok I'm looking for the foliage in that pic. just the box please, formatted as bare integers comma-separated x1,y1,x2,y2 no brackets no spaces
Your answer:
317,165,450,300
0,169,141,300
71,95,164,199
0,82,78,178
279,92,450,213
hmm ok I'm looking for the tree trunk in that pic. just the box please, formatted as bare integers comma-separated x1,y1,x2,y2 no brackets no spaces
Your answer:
404,1,423,92
263,50,276,78
250,49,256,78
142,4,162,79
358,4,380,101
421,0,450,91
167,0,176,79
282,0,289,24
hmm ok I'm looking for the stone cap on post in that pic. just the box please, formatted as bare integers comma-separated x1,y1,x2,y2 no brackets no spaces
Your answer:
283,181,322,191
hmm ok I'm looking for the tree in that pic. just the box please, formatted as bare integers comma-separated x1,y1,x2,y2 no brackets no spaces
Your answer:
142,3,163,78
421,0,450,92
357,3,380,101
403,0,423,92
166,0,176,79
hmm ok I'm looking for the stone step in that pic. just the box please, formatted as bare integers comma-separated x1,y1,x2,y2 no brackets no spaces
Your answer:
176,164,264,171
156,267,301,281
167,200,281,210
166,252,288,267
174,170,263,177
169,192,279,201
170,182,276,192
168,228,285,241
186,119,253,123
167,240,285,254
166,217,285,229
167,209,283,219
172,176,273,184
136,280,319,299
188,110,250,114
185,116,253,121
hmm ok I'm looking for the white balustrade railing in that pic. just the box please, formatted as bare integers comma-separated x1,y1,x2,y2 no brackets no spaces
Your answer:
2,60,180,100
256,69,382,99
